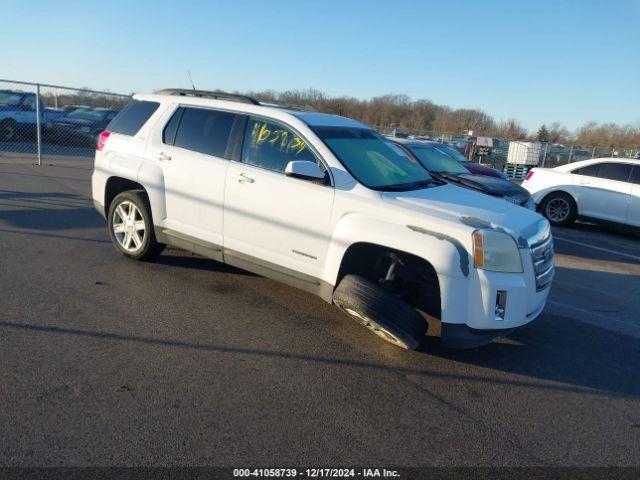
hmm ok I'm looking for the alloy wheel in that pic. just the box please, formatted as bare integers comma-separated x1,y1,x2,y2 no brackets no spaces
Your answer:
546,197,570,223
112,201,146,252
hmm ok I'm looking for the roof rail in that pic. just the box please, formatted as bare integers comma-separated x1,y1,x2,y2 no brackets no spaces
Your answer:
154,88,260,105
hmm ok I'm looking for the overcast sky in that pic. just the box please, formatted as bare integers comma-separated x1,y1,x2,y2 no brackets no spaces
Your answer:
2,0,638,132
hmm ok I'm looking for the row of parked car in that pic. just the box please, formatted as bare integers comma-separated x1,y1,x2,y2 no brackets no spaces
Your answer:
0,89,119,146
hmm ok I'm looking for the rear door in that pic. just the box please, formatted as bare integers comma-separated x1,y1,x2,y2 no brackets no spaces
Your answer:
572,162,633,223
146,105,238,246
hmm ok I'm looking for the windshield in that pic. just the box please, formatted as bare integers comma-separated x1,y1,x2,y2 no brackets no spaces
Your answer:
435,144,469,163
406,145,470,174
66,109,108,121
313,126,434,191
0,93,23,106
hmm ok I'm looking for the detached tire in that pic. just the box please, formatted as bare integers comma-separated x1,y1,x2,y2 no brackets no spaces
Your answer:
333,274,427,350
107,191,165,261
541,192,577,227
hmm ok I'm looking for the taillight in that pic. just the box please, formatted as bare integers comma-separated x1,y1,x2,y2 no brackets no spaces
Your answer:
96,131,111,151
525,170,534,181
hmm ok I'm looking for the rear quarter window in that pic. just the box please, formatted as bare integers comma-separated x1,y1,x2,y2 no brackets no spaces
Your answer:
107,100,160,136
573,164,599,177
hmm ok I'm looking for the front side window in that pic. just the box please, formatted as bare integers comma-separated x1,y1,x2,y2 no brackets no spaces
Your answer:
313,127,433,191
173,107,236,158
406,145,469,174
596,162,633,182
21,95,36,110
242,117,318,172
631,166,640,185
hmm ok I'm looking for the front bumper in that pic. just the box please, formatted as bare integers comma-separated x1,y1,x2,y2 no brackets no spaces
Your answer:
437,243,553,348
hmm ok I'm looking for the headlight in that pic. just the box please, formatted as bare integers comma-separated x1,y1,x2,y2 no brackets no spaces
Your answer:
524,197,536,210
473,229,523,273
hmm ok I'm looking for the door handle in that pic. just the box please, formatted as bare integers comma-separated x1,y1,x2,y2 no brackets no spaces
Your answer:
579,180,590,185
157,152,172,162
232,173,255,184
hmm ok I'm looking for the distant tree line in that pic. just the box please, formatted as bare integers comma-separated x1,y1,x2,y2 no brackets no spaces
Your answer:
243,88,639,149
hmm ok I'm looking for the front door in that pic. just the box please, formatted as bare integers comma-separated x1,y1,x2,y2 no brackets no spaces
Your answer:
573,162,633,223
223,116,334,280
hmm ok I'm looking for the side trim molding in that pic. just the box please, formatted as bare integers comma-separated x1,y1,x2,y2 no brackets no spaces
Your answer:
154,227,334,303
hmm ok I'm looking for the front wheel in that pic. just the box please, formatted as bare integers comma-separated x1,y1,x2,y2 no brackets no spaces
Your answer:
107,191,165,260
333,274,427,350
541,192,577,226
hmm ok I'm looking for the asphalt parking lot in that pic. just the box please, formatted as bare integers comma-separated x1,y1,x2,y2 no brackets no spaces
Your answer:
1,155,639,467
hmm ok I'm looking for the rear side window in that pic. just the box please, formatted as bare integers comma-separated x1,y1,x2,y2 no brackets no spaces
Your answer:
573,164,599,177
108,100,159,136
173,107,236,158
241,117,318,173
597,162,633,182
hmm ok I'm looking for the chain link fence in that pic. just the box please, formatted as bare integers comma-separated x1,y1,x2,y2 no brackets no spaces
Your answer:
375,125,639,177
0,79,130,164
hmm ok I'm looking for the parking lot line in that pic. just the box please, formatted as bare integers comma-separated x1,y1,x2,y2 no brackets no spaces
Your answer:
553,236,640,261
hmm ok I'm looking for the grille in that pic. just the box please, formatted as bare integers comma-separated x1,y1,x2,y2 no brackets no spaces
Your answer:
530,236,554,291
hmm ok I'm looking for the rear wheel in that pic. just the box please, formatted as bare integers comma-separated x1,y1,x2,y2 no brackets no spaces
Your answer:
107,191,165,260
541,192,577,226
333,274,427,350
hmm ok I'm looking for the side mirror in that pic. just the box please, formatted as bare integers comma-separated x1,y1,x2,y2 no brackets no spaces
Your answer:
285,160,327,184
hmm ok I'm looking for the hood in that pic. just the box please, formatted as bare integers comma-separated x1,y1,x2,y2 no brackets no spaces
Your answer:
445,173,531,204
382,183,545,246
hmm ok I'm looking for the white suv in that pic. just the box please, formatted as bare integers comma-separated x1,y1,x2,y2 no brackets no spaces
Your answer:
92,89,554,349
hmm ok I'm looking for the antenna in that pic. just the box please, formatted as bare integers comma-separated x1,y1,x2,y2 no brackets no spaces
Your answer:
187,70,196,90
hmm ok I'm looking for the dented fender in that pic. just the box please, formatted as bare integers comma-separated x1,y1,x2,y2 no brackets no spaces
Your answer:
323,213,472,287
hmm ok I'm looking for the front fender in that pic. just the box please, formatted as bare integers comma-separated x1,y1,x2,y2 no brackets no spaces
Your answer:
531,185,577,207
323,213,471,287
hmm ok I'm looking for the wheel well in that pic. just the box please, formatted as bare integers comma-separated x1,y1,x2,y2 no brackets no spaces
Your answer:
540,190,578,214
336,242,441,318
104,177,146,214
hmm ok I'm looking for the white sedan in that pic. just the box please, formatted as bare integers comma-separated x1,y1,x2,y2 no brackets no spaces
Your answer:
521,158,640,227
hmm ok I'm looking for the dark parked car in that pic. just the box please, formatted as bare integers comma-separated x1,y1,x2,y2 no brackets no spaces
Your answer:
46,108,118,146
387,138,535,209
435,141,508,179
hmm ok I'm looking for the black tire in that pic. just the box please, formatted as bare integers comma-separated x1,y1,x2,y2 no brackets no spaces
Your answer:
107,190,165,260
0,119,17,141
541,191,577,227
333,274,427,350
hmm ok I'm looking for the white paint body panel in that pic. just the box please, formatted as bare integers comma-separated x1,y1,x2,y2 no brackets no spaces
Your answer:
92,92,554,335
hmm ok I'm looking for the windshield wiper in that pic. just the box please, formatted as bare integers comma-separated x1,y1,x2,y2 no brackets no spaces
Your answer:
380,179,440,191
